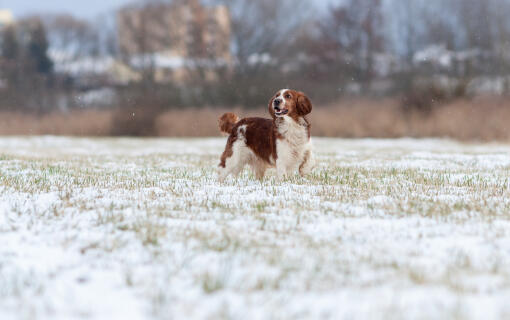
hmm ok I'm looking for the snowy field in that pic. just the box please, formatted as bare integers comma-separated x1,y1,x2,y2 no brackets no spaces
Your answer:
1,136,510,320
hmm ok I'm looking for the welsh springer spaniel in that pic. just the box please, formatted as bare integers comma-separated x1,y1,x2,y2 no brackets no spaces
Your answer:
218,89,315,182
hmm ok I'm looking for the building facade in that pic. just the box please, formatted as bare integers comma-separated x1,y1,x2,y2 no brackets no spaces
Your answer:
117,0,231,83
0,9,14,30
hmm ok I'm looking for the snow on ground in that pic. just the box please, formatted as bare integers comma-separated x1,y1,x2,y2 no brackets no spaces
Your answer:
1,136,510,320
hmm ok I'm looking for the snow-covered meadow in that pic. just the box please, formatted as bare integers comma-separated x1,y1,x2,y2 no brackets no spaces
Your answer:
1,136,510,320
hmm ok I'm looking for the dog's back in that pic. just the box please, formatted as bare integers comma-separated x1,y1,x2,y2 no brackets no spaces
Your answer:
218,115,276,167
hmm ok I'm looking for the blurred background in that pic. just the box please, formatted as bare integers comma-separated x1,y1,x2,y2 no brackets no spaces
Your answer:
0,0,509,139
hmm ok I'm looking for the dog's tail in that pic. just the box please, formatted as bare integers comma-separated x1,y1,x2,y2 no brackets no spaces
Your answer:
218,112,239,135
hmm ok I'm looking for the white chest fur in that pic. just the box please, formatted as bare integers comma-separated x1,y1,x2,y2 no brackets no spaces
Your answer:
275,116,311,173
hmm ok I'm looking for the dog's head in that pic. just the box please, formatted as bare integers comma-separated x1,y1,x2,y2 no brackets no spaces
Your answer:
268,89,312,120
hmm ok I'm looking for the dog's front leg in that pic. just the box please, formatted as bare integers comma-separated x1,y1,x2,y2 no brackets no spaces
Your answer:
275,158,288,181
299,148,315,177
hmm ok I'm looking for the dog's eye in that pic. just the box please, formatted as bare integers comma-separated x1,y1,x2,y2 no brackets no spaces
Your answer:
285,94,291,99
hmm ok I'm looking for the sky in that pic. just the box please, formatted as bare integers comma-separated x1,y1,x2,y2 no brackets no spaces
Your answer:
0,0,138,19
0,0,337,20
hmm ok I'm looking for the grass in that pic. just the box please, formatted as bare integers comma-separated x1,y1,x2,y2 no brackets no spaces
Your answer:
0,137,510,319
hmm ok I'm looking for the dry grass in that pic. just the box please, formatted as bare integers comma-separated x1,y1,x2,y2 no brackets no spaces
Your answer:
310,95,510,140
0,109,113,136
1,96,510,140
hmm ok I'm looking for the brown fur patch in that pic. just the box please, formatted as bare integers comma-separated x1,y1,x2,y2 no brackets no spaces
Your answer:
296,92,313,116
239,117,277,164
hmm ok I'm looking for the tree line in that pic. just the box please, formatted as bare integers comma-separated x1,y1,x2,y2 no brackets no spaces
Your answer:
1,0,510,114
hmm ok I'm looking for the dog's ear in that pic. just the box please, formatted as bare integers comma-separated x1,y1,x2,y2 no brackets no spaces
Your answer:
268,96,276,118
297,92,312,116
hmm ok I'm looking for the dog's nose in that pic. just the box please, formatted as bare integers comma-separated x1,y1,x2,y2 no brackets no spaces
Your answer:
274,99,281,106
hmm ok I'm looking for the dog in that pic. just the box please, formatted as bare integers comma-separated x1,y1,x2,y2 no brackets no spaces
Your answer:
217,89,315,182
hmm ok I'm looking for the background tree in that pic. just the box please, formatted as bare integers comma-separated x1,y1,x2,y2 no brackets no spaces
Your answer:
26,19,53,74
0,25,21,110
43,14,100,59
212,0,311,107
1,25,20,86
1,25,19,61
0,17,54,112
305,0,384,93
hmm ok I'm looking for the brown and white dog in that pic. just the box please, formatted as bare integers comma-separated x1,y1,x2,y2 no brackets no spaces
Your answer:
217,89,315,182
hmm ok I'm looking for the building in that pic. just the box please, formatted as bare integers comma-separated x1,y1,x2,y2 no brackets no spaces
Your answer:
117,0,231,83
0,10,14,89
0,9,14,29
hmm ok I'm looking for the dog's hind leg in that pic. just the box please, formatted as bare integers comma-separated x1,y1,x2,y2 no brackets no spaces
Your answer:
218,137,234,183
218,139,250,182
250,159,267,181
